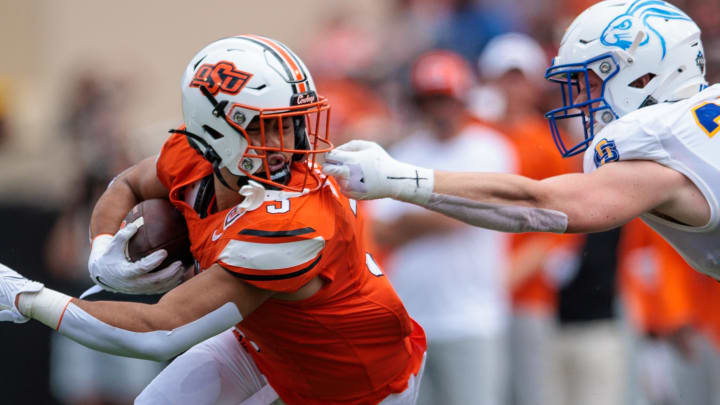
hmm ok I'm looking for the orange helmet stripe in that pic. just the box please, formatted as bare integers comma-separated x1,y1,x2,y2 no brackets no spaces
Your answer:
241,34,308,93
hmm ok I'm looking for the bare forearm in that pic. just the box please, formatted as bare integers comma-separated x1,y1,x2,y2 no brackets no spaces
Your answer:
420,171,568,233
434,171,542,207
89,156,168,239
433,170,628,227
73,265,270,332
73,299,170,332
89,177,142,238
430,166,670,233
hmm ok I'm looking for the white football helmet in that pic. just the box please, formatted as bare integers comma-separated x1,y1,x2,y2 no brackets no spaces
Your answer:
178,35,332,191
545,0,708,157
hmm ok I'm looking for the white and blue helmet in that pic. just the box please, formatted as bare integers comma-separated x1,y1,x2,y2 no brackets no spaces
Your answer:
545,0,707,157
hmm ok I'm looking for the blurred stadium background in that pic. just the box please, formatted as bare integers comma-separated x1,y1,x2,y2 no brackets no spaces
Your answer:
1,0,719,404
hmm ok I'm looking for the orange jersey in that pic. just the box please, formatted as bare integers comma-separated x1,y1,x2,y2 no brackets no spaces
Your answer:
156,132,426,405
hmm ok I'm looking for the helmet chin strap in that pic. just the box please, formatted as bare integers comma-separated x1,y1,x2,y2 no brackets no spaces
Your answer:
172,86,257,192
199,86,229,119
168,128,248,192
184,85,299,191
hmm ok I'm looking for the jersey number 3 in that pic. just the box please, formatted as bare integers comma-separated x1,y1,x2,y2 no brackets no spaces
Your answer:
693,101,720,138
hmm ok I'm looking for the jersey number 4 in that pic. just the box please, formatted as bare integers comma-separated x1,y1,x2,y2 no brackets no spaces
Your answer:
693,101,720,138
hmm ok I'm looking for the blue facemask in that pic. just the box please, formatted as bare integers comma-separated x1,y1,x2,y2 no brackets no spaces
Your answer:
544,53,620,157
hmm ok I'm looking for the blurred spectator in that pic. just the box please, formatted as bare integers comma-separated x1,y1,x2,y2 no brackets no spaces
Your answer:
547,228,627,405
364,0,456,135
46,72,131,287
370,50,514,405
315,78,396,147
380,0,453,79
477,32,582,405
304,6,414,152
563,0,601,17
434,0,519,63
619,219,720,405
44,70,164,405
305,12,381,81
62,72,133,180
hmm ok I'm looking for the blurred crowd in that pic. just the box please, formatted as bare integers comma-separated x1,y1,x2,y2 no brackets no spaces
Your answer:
1,0,720,404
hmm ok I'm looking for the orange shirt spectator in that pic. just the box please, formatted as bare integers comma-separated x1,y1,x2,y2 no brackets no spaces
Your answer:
618,219,696,336
482,114,579,313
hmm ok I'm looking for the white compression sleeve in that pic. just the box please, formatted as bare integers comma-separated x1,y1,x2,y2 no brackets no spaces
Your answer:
56,301,243,361
422,193,569,233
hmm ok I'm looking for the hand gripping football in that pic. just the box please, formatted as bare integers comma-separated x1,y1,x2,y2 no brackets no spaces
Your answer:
123,199,193,271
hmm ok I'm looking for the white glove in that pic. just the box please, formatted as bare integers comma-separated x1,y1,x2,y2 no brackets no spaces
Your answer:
322,140,434,204
88,223,185,295
0,263,44,323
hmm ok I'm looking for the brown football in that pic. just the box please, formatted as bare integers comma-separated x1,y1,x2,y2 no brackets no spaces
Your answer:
124,199,193,271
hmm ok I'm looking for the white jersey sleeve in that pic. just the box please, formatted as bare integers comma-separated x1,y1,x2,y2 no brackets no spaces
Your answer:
582,111,667,173
582,84,720,279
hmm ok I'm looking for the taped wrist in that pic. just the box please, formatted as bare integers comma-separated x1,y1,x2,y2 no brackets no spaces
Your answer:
423,193,568,233
392,164,434,205
18,288,72,329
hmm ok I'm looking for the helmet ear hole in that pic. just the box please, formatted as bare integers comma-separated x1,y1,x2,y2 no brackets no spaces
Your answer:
628,73,656,89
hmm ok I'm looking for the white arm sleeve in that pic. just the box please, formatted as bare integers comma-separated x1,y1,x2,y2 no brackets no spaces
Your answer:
19,287,244,362
56,302,243,361
421,193,569,233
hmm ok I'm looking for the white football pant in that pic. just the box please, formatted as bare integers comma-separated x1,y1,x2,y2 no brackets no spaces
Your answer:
135,328,425,405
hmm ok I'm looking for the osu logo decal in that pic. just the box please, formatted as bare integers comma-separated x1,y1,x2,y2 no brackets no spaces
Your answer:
593,138,620,167
190,61,253,95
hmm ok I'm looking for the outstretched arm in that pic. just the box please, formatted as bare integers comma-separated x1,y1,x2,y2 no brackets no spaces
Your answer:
1,263,272,361
434,160,690,233
323,140,690,234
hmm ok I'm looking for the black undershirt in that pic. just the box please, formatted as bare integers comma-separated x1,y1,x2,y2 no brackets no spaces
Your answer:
557,228,621,324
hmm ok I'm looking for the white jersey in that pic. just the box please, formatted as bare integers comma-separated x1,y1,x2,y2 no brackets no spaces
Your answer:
583,84,720,279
